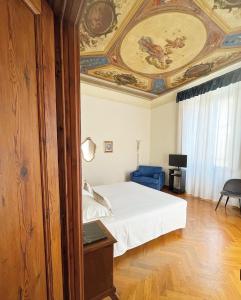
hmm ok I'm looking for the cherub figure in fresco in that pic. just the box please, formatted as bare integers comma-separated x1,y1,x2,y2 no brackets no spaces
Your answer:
138,36,170,69
165,36,186,49
138,36,186,70
138,37,165,59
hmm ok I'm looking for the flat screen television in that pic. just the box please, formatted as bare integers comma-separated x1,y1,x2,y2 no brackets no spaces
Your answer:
169,154,187,169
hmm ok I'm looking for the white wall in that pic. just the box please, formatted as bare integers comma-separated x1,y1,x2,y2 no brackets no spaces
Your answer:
150,92,178,184
81,83,151,186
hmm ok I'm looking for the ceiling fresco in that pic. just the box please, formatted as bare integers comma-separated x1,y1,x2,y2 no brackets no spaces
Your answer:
80,0,241,99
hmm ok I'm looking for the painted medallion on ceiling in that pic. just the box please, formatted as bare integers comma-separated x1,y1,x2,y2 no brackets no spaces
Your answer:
80,0,241,99
80,0,144,54
88,65,151,91
120,12,207,74
168,48,241,87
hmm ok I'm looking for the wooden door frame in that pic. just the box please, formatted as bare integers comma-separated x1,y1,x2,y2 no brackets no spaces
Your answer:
22,0,84,299
48,1,85,300
54,20,84,300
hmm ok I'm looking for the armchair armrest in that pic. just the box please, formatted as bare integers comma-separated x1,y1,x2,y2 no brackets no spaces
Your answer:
132,171,141,177
160,171,165,189
154,171,165,188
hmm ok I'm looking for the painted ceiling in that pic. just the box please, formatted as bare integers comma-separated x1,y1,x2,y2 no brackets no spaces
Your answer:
80,0,241,99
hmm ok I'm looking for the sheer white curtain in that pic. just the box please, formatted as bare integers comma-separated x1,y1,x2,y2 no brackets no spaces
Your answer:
178,81,241,204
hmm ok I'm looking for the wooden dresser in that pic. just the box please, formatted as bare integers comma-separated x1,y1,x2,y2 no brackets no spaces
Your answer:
84,220,118,300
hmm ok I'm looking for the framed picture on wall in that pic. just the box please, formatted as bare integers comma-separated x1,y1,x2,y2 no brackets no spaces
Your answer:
104,141,113,153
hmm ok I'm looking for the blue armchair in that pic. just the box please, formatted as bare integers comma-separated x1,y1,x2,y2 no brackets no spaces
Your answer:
130,165,165,190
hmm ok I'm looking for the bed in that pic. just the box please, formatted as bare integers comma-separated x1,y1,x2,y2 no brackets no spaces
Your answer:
90,181,187,257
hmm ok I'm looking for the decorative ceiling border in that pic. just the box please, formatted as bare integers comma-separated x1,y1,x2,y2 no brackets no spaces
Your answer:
151,60,241,108
80,73,156,100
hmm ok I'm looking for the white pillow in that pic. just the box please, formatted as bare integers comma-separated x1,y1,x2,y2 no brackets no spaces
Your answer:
82,194,111,223
82,189,93,198
93,190,112,213
83,181,94,197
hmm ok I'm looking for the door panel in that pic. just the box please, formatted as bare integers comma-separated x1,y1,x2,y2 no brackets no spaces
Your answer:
37,1,64,299
0,0,50,298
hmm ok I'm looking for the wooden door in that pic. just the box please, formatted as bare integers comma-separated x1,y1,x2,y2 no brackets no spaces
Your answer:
0,0,63,299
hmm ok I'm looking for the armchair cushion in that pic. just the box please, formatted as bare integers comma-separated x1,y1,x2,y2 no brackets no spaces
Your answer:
133,176,159,184
153,173,160,179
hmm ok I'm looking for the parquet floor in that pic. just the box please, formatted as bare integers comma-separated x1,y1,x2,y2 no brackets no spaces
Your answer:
112,193,241,300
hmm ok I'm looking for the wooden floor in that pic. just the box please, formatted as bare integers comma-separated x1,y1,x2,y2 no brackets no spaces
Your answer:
112,193,241,300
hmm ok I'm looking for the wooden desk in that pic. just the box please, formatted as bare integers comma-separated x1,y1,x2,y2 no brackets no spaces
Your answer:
84,220,118,300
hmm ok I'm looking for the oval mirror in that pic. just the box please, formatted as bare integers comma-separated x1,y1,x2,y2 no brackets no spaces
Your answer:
81,137,96,162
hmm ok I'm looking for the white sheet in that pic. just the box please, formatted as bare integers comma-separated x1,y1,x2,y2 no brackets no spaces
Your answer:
92,182,187,257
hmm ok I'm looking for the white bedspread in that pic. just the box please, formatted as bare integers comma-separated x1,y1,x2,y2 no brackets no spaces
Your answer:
93,182,187,257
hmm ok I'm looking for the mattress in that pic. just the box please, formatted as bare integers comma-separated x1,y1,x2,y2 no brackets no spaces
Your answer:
93,181,187,257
